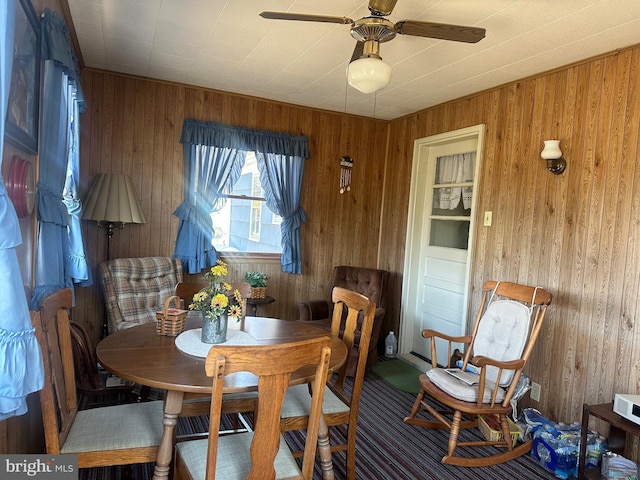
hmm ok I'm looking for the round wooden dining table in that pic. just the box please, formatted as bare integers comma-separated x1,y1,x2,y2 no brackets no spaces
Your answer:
97,315,347,480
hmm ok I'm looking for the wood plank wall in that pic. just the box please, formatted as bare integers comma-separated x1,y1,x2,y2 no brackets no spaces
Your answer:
75,69,390,347
382,44,640,453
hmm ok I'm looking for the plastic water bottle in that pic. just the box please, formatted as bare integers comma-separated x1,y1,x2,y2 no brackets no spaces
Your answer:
585,435,607,468
384,331,398,358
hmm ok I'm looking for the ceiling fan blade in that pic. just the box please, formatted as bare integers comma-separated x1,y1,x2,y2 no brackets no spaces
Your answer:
350,42,365,63
396,20,486,43
260,11,353,25
368,0,398,16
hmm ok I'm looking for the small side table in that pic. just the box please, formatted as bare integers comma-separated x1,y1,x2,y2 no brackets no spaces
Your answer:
578,402,640,479
246,295,275,317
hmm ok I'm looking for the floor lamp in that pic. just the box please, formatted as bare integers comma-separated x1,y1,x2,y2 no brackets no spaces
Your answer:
83,173,147,336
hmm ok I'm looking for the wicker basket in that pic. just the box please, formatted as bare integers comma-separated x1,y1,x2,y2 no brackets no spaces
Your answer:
478,414,521,447
250,286,267,299
156,295,188,336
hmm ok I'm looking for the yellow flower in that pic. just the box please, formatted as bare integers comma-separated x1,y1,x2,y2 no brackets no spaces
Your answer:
211,293,229,309
193,291,207,301
210,260,228,277
232,289,242,304
228,304,242,319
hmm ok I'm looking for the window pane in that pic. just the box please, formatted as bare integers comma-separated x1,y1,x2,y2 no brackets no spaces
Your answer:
431,191,472,217
211,152,282,254
429,219,470,249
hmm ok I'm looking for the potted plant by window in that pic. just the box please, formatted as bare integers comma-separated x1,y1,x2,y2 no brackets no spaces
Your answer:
245,271,268,299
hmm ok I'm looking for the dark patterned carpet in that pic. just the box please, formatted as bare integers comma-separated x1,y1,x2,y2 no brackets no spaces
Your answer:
79,360,556,479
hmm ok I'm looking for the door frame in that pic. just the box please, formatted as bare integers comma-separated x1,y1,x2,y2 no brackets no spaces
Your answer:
399,124,485,370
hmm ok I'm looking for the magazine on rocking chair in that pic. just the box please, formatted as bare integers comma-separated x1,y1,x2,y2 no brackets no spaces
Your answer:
444,368,480,385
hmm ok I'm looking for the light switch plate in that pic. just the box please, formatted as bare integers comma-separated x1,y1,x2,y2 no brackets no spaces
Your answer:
483,211,492,226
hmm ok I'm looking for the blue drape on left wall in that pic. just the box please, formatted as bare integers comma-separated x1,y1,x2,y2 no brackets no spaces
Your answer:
0,0,44,421
31,9,90,309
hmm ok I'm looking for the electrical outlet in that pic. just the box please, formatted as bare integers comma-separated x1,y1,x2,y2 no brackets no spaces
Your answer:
530,382,541,402
483,211,492,226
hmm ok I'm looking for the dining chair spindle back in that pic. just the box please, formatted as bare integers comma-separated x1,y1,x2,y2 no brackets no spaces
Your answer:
35,288,165,468
174,336,332,479
280,286,376,480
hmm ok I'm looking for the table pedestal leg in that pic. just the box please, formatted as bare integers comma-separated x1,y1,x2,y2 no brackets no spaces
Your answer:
153,391,184,480
316,413,334,480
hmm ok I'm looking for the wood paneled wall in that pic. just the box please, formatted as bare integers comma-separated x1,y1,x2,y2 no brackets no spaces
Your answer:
382,44,640,450
75,70,389,345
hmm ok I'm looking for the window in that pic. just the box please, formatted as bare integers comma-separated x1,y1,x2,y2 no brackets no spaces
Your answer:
175,117,308,273
428,152,475,250
210,152,282,255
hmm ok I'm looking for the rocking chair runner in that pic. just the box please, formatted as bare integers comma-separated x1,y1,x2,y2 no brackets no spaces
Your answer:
404,280,552,467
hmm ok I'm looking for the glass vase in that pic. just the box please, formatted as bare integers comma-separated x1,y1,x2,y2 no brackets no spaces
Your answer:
201,312,228,344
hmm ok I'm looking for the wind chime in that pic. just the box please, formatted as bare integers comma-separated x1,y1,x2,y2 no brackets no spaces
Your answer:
339,155,353,194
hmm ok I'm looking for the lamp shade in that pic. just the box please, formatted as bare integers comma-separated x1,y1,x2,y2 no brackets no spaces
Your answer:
83,173,146,224
347,57,392,94
541,140,562,160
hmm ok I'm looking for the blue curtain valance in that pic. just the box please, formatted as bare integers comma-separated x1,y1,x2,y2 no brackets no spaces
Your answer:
40,9,85,112
180,118,310,158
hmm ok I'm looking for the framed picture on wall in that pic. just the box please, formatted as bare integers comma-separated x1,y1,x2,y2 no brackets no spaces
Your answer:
5,0,41,154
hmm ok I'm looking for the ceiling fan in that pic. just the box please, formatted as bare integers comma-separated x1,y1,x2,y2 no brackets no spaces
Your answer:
260,0,486,94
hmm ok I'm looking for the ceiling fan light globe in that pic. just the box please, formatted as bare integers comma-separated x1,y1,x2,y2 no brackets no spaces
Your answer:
347,57,392,93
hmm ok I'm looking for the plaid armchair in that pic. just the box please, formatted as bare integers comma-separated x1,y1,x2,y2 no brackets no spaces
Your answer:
98,257,183,334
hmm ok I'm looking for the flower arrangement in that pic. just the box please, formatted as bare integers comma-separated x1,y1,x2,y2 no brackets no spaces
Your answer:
190,260,243,321
244,271,268,288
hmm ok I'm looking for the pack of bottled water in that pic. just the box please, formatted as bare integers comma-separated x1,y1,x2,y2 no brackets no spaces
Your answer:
523,408,607,478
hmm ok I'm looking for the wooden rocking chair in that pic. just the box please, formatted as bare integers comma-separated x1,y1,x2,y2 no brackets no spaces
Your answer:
404,280,552,467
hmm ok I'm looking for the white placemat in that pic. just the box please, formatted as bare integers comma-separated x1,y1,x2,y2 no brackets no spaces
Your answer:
175,328,257,358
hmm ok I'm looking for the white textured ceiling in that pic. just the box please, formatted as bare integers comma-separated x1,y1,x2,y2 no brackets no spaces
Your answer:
66,0,640,120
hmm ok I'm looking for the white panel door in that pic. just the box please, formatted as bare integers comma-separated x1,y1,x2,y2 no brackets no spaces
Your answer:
400,125,485,370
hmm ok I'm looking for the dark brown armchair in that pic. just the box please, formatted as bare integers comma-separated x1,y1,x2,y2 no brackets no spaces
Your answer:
298,265,390,374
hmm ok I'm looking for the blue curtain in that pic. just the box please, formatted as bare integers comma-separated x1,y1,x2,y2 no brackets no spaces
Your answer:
176,119,309,274
256,152,307,273
0,0,44,420
31,9,89,309
63,76,91,286
174,144,245,273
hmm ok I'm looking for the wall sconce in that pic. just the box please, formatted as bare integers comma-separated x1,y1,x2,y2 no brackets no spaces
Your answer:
541,140,566,175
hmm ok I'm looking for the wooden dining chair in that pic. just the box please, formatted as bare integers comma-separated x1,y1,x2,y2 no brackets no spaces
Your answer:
35,288,165,468
174,281,207,309
403,280,552,466
279,286,376,480
68,320,137,409
173,336,332,479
